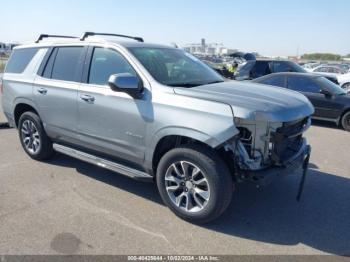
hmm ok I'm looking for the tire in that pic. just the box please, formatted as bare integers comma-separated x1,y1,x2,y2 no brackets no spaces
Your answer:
18,111,54,160
156,144,233,224
341,111,350,132
341,82,350,91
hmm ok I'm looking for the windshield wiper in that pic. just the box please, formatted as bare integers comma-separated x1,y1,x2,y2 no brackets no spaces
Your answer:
167,80,224,88
167,83,202,87
204,80,225,85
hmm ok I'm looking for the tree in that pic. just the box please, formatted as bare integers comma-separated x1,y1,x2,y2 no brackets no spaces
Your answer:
301,53,342,61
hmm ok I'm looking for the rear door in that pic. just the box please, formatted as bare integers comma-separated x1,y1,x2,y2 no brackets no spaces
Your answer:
34,46,86,143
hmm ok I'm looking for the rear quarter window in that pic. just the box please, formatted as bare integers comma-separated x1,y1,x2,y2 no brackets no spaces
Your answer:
5,48,39,73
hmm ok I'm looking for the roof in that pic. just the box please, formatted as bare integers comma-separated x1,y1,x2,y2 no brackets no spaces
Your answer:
264,72,320,77
251,72,325,82
14,37,174,50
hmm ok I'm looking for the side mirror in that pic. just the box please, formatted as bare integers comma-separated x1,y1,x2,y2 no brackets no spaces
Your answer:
108,73,143,99
320,89,332,97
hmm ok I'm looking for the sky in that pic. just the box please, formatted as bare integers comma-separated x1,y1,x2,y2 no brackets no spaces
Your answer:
1,0,349,56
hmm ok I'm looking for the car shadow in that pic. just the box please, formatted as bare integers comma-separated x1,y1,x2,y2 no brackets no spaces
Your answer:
207,167,350,255
312,119,340,130
0,122,11,129
47,154,350,255
47,153,163,205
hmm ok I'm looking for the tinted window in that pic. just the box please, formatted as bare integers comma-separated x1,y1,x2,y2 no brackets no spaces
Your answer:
251,61,271,78
261,75,285,87
5,48,39,73
314,67,327,73
316,77,346,95
287,76,321,93
272,61,307,73
89,48,137,85
51,47,84,82
42,48,57,78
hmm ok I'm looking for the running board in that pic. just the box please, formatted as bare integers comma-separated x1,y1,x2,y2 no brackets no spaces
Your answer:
53,143,153,181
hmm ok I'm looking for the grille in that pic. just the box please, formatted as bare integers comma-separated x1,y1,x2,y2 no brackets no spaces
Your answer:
270,117,309,164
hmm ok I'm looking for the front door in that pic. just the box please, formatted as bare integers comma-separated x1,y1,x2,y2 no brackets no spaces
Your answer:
77,47,151,166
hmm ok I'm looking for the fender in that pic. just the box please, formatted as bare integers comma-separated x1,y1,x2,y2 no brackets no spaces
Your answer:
144,125,239,169
10,97,40,127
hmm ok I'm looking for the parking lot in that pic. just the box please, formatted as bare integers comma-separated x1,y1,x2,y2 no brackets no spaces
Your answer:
0,95,349,256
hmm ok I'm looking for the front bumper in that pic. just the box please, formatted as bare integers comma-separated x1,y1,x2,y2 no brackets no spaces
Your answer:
247,138,311,186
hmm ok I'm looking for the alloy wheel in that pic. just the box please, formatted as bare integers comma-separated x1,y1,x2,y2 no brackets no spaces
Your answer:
21,119,41,154
165,161,210,213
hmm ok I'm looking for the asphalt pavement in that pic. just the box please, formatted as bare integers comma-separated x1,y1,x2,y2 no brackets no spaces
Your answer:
0,96,349,255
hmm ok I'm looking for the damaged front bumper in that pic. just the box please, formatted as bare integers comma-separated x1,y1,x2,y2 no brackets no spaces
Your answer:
247,138,311,187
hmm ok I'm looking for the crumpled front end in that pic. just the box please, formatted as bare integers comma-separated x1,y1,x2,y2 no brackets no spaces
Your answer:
224,116,312,186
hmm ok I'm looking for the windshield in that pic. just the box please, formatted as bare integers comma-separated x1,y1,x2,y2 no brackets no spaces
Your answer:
316,76,347,95
128,47,224,87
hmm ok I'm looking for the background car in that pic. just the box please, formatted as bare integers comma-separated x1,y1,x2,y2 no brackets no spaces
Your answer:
235,59,339,84
311,65,346,75
252,72,350,131
337,73,350,90
303,62,321,72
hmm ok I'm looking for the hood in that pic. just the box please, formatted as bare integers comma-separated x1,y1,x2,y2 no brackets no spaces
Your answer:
173,81,314,122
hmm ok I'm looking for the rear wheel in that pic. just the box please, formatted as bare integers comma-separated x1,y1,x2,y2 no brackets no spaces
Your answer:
341,111,350,132
18,111,54,160
156,145,233,223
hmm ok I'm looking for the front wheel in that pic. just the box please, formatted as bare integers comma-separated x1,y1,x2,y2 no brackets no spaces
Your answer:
341,111,350,132
156,145,233,223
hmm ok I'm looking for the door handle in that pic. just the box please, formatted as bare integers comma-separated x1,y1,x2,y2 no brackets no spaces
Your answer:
80,94,95,103
37,88,47,95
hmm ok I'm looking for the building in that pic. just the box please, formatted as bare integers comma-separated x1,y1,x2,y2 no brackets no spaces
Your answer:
0,42,20,55
182,39,237,56
0,42,6,54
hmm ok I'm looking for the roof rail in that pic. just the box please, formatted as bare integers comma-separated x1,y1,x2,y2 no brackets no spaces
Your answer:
35,34,78,43
80,32,144,42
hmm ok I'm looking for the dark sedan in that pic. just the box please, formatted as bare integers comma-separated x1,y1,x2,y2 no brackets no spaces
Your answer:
235,59,339,85
252,72,350,131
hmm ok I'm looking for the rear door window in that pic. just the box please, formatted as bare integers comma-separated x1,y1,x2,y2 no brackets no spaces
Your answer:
5,48,39,73
49,47,85,82
287,76,321,93
260,75,285,87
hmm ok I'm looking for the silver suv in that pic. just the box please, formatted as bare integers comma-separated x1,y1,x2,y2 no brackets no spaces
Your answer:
1,32,314,223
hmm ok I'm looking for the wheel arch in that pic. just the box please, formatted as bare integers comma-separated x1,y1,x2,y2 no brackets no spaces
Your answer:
146,126,238,175
341,82,350,89
13,99,40,127
339,107,350,126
